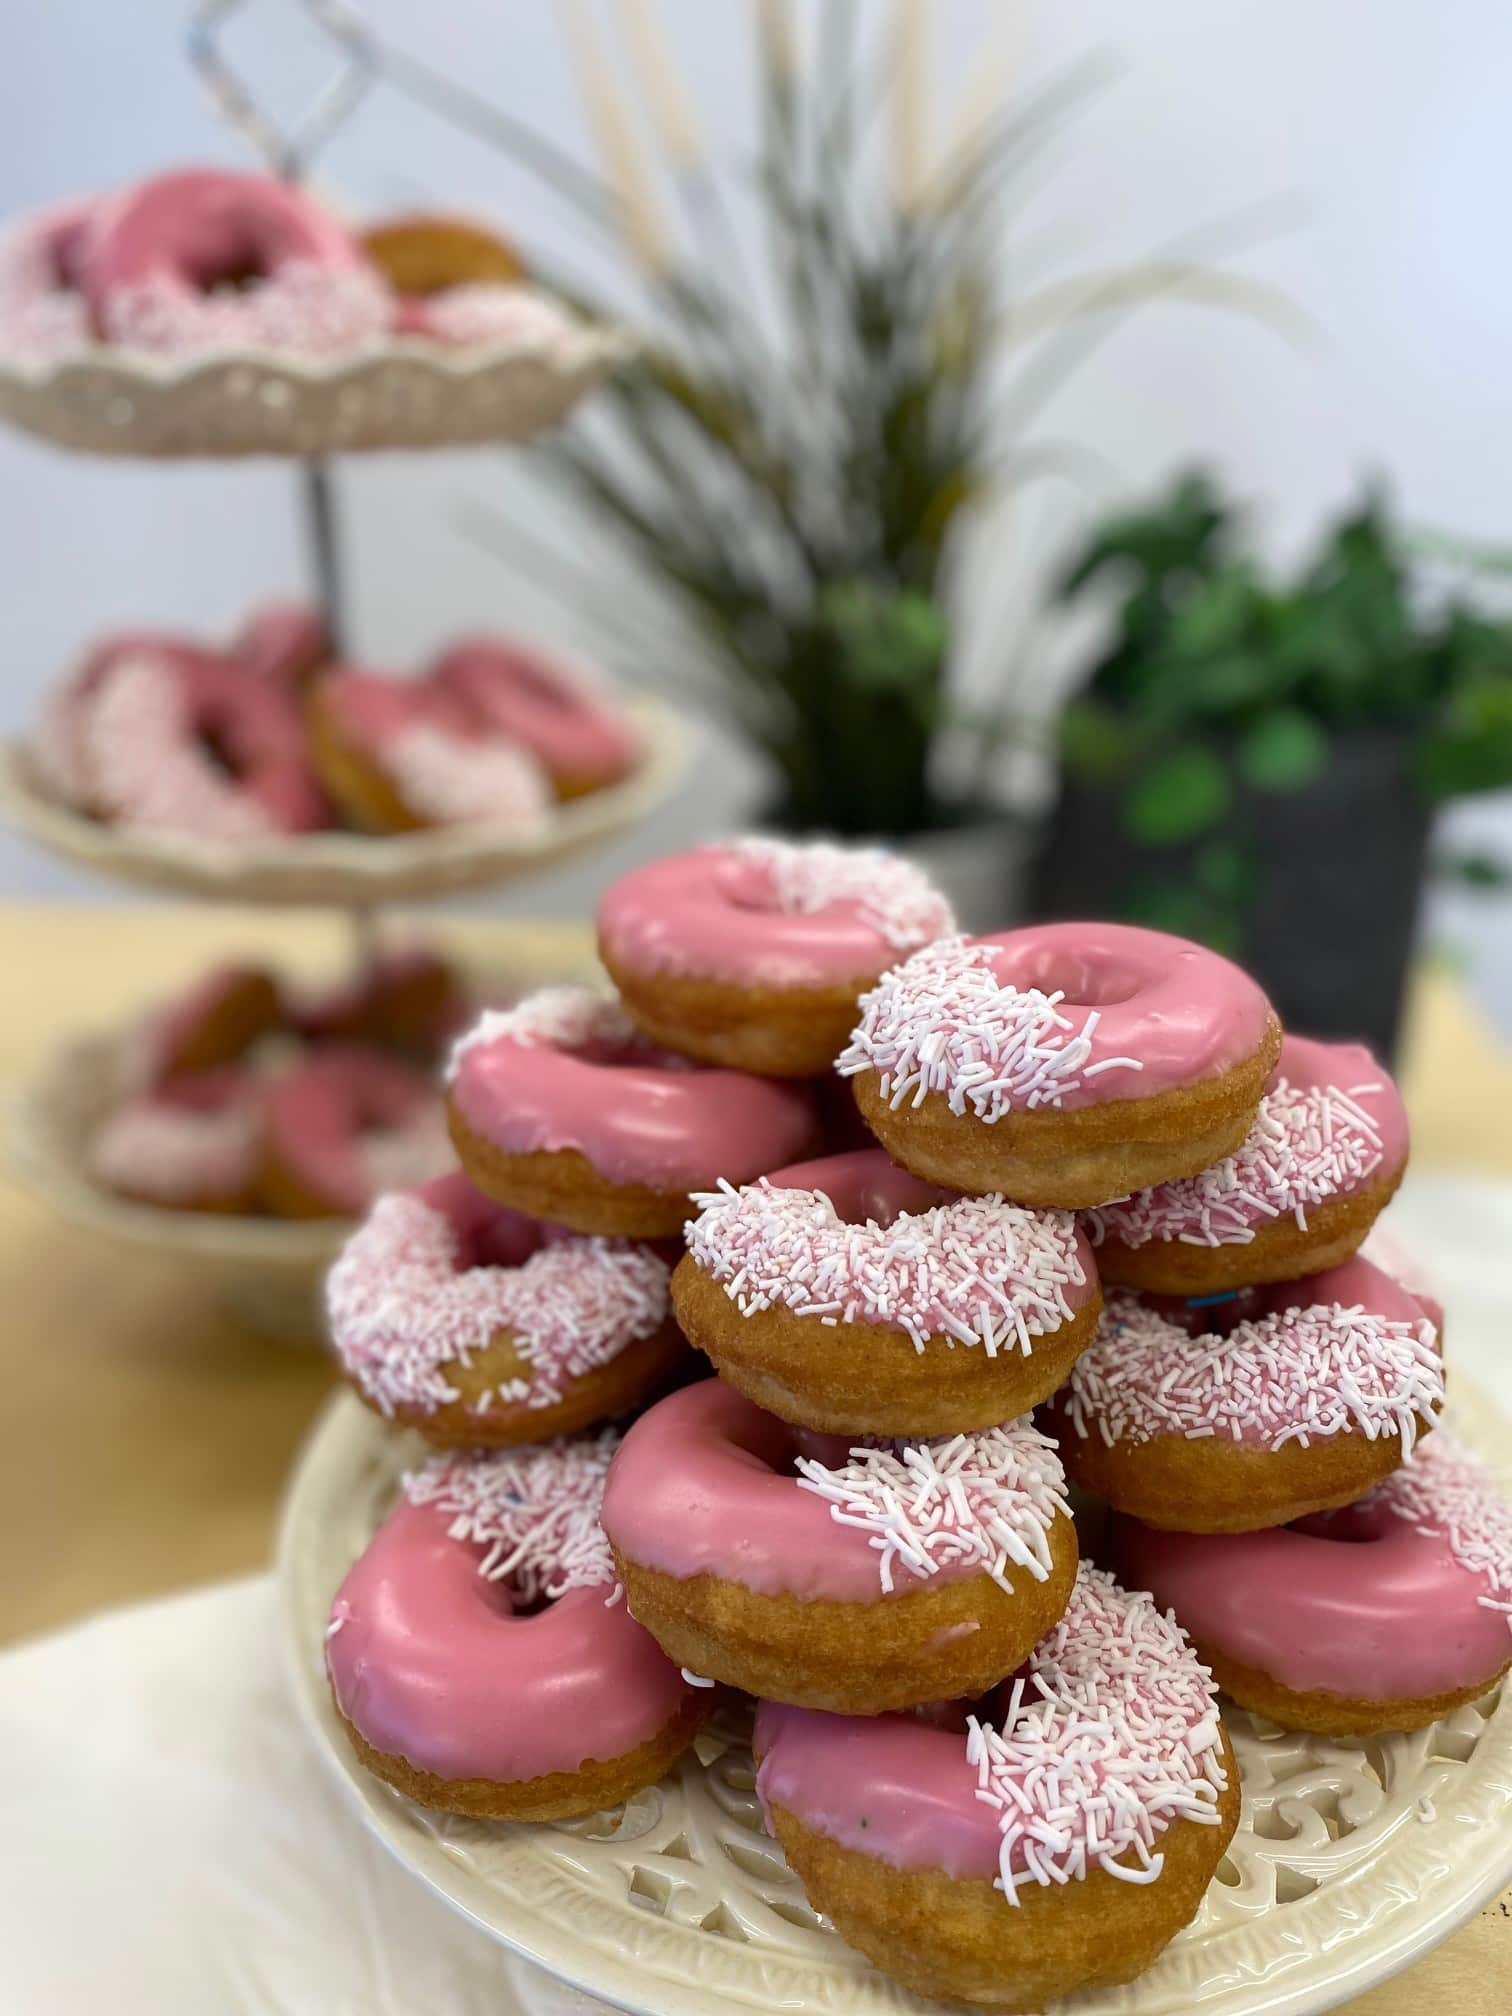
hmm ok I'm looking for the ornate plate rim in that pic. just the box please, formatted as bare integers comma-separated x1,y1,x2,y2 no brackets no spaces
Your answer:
277,1388,1512,2016
0,698,688,906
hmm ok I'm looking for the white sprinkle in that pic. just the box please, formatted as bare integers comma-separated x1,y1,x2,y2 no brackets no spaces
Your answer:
722,835,955,952
1366,1432,1512,1628
681,1668,718,1688
448,986,636,1081
405,1435,619,1603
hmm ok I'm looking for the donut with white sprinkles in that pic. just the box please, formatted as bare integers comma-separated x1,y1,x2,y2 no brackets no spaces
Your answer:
1085,1033,1409,1293
326,1171,687,1445
753,1565,1239,2012
601,1379,1079,1713
838,920,1280,1208
672,1147,1099,1434
1048,1254,1444,1532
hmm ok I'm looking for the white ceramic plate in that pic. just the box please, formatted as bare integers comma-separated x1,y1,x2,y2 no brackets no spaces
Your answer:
0,701,688,907
279,1387,1512,2016
0,322,627,458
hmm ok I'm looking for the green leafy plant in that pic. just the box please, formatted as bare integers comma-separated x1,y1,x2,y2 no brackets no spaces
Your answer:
373,5,1298,836
1052,469,1512,938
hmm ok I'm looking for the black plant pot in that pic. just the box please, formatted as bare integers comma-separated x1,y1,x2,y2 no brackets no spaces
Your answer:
1027,728,1433,1064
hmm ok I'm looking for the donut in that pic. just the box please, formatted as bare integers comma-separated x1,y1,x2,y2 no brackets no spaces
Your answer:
38,640,326,840
1085,1034,1408,1293
1117,1431,1512,1735
601,1380,1078,1713
432,636,638,799
360,211,526,295
127,960,281,1087
1048,1256,1444,1532
672,1149,1099,1435
89,1066,262,1213
390,282,577,350
0,195,99,359
326,1434,711,1820
82,167,389,357
306,666,551,834
753,1566,1239,2010
598,837,956,1077
229,600,331,695
327,1171,687,1446
291,945,466,1060
258,1046,450,1220
838,923,1281,1208
446,987,818,1237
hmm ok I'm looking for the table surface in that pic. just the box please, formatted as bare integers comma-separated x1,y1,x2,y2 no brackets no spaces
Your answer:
3,900,1511,2016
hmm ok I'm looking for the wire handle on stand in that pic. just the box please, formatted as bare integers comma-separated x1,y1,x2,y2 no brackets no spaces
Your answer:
187,0,383,963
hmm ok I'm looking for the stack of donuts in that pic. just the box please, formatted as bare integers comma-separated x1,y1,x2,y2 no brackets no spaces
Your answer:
322,837,1512,2013
0,165,575,365
30,603,641,845
88,946,467,1220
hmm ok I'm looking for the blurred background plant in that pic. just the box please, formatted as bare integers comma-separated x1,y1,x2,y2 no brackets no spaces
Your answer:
1030,469,1512,1053
374,1,1299,838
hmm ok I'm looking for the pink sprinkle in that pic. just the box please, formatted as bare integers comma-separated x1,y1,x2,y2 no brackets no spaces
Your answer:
89,1089,259,1204
723,836,956,953
327,1189,670,1418
794,1422,1070,1594
1086,1077,1387,1250
1066,1289,1443,1455
100,261,391,359
448,987,636,1080
966,1565,1228,1902
686,1176,1086,1356
388,720,551,829
837,937,1142,1117
404,1435,619,1600
1368,1432,1512,1625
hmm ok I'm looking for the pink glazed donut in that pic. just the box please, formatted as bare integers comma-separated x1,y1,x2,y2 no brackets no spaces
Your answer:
327,1170,687,1447
446,986,818,1237
432,635,638,800
125,960,282,1088
839,922,1280,1208
259,1045,449,1220
751,1566,1239,2011
229,600,332,695
602,1379,1079,1712
307,665,552,834
672,1147,1099,1435
599,836,956,1076
326,1434,712,1820
1085,1034,1409,1293
1049,1256,1444,1533
35,639,327,840
1117,1431,1512,1734
82,168,389,357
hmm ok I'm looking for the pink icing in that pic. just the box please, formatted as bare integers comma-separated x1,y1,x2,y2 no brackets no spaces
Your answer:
754,1566,1228,1895
447,988,816,1192
1064,1257,1443,1454
83,168,389,357
1085,1035,1408,1250
434,637,636,789
327,1171,671,1419
231,601,331,693
598,838,956,989
264,1046,448,1215
686,1148,1094,1352
1117,1432,1512,1700
317,666,551,829
89,1066,261,1205
838,922,1274,1115
601,1380,1070,1602
327,1438,695,1784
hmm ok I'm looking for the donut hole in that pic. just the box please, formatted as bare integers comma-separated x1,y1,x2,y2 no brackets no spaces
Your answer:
1290,1503,1393,1545
193,716,247,783
186,235,273,298
1141,1287,1267,1338
998,949,1149,1010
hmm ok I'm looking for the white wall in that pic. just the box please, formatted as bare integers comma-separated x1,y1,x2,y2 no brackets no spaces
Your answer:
1,0,1508,996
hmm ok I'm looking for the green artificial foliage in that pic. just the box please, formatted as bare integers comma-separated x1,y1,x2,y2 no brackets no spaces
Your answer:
1057,470,1512,854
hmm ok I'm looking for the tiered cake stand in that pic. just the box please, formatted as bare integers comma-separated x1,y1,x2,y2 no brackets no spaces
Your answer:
0,6,685,1336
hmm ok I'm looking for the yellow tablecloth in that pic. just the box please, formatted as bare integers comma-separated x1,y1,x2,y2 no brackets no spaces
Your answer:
1,903,1509,2010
